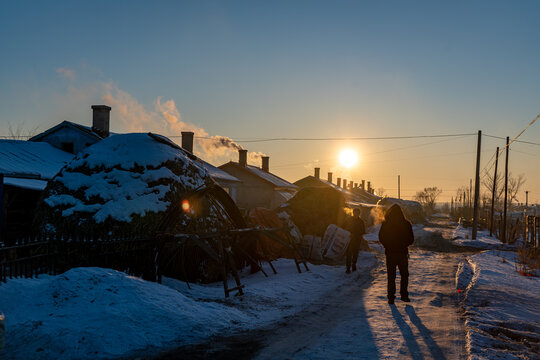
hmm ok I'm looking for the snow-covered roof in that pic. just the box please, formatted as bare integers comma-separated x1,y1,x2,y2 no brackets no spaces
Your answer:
244,165,297,189
3,177,48,191
29,120,103,142
201,162,241,183
0,140,74,180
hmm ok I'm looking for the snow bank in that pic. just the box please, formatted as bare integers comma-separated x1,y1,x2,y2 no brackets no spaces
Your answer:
0,254,377,359
456,251,540,359
452,224,517,250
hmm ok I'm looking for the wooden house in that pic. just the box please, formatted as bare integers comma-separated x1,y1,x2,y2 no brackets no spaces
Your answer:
0,140,74,242
219,150,297,211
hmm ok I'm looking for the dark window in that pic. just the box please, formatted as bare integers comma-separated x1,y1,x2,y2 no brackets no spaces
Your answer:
61,142,74,153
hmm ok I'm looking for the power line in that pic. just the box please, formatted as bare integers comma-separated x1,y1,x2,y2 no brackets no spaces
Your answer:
195,133,477,143
484,133,540,146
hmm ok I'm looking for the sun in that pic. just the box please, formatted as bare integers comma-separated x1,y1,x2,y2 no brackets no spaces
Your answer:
339,149,358,168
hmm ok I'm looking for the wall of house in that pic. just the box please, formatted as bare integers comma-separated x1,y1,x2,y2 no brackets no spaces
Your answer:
219,165,275,210
1,186,41,244
214,179,239,203
35,127,99,154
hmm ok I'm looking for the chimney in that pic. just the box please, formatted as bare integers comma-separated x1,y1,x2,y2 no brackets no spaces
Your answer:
181,131,194,153
337,178,341,187
354,182,358,188
314,167,320,179
361,180,366,190
262,156,269,172
343,179,347,189
239,149,248,167
367,181,371,192
91,105,111,138
327,172,333,183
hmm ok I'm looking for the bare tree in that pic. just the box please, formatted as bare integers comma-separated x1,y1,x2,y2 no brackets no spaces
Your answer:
508,173,526,206
7,123,40,140
376,187,386,197
415,187,442,214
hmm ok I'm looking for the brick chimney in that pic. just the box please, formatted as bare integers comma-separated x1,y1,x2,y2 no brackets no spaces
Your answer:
343,179,347,189
327,172,333,183
314,167,320,179
361,180,366,190
337,178,341,187
262,156,269,172
239,149,248,167
367,181,371,193
91,105,111,138
181,131,194,153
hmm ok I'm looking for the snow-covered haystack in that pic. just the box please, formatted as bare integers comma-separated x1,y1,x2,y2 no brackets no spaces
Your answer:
377,197,424,223
36,133,217,236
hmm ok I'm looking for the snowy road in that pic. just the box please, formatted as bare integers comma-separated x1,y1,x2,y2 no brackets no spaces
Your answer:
157,250,466,360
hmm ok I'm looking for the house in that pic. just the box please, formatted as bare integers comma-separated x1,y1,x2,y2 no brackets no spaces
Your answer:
29,105,111,154
179,132,242,202
0,140,74,241
219,150,298,211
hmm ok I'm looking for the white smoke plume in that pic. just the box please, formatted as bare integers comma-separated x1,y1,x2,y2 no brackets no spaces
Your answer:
56,76,265,165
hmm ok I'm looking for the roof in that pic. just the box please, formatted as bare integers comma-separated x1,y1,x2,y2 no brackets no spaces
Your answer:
29,120,103,142
220,162,297,189
294,175,380,204
3,177,48,191
200,161,241,183
0,140,74,180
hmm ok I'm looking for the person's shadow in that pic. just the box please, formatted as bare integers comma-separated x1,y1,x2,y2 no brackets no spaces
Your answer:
390,305,424,360
405,305,447,360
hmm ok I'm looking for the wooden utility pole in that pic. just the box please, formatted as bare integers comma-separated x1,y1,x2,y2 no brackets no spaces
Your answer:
526,191,529,208
472,131,482,240
0,174,3,243
502,136,509,243
489,147,499,236
398,175,401,199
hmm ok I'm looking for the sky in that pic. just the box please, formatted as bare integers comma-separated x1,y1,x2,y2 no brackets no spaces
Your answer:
1,0,539,203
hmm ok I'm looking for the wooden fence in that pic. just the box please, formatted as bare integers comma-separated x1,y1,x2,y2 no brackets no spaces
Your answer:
525,216,539,248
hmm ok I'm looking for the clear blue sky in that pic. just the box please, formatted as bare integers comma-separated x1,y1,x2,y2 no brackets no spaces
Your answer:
1,1,539,202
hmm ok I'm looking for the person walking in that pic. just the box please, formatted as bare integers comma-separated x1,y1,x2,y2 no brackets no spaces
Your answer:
345,208,366,274
378,204,414,304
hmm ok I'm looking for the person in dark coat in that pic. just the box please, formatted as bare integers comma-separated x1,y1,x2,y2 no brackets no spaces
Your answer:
378,204,414,304
345,208,366,274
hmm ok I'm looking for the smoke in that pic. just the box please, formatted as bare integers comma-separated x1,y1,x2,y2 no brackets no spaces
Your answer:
370,206,386,225
55,74,264,165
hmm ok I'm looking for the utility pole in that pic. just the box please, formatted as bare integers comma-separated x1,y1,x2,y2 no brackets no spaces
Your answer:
525,191,529,208
502,136,509,243
489,147,499,237
472,130,482,240
398,175,401,199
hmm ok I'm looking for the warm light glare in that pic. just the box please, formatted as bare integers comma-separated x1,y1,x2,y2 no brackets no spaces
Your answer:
181,199,190,212
339,149,358,168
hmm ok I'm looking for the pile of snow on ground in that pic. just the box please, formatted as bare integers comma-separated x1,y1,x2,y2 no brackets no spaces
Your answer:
456,250,540,359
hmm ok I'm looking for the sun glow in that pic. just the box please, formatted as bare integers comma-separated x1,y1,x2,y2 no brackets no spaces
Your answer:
339,149,358,168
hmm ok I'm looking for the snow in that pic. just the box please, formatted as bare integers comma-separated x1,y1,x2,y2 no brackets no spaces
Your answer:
0,140,73,180
3,177,48,191
0,254,377,360
456,250,540,359
246,165,297,189
452,223,517,250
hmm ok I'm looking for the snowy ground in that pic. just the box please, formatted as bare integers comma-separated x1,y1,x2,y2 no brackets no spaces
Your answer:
452,224,518,250
0,254,376,360
1,219,538,359
456,250,540,359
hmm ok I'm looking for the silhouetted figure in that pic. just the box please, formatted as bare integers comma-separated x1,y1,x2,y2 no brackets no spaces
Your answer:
378,204,414,304
345,208,366,273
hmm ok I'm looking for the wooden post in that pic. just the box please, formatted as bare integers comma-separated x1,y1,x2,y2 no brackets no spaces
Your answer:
525,191,528,208
489,147,499,237
502,136,509,243
472,131,482,240
398,175,401,199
